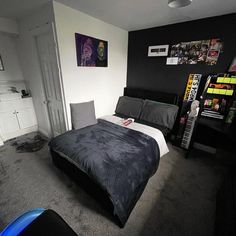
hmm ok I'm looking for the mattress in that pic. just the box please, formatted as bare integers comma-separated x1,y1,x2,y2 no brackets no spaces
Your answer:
100,115,169,157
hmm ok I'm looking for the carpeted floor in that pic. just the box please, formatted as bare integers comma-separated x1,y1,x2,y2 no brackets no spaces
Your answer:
0,132,228,236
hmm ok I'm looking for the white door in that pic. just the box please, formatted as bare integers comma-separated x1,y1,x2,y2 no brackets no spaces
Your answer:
36,32,66,137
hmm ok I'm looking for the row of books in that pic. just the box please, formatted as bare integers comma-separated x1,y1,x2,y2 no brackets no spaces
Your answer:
216,77,236,84
207,88,234,96
201,110,224,119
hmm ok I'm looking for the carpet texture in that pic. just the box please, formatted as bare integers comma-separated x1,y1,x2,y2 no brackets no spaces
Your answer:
0,132,227,236
11,134,47,153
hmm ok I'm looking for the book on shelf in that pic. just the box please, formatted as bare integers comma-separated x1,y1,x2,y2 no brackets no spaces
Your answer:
201,111,224,119
202,109,221,114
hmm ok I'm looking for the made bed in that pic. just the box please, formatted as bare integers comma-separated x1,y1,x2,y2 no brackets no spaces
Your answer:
49,87,181,227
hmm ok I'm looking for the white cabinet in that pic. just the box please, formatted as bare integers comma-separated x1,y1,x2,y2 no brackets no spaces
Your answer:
0,111,20,134
16,108,37,129
0,98,38,141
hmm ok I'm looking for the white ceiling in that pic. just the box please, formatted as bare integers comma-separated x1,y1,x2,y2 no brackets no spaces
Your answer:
0,0,236,31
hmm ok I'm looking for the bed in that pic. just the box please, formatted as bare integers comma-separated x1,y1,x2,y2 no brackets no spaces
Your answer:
49,87,180,227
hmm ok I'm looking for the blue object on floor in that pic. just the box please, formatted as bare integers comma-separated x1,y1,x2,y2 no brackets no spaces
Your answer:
0,208,45,236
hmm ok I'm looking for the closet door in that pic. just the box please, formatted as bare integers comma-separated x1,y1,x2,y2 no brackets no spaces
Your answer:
36,31,66,137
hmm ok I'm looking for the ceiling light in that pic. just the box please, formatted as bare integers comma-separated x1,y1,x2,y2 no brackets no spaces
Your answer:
168,0,192,8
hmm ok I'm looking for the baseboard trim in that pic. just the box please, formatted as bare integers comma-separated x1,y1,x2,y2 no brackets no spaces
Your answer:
1,125,38,142
38,127,50,138
0,137,4,146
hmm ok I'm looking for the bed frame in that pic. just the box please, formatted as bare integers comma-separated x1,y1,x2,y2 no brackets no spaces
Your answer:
51,87,182,227
51,150,118,224
124,87,181,106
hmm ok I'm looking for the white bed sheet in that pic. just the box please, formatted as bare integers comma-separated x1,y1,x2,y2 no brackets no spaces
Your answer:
100,115,169,157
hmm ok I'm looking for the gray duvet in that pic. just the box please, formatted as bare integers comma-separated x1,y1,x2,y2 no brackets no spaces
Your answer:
49,119,160,226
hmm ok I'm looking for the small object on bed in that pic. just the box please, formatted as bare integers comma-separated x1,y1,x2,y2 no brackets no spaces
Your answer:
70,100,97,130
120,118,135,126
115,96,144,119
101,115,169,157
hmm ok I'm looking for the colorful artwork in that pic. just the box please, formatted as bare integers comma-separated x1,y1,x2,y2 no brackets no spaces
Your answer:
75,33,108,67
228,57,236,72
190,41,201,64
167,38,223,66
169,43,181,57
197,40,210,63
206,50,220,65
205,39,222,65
177,42,190,64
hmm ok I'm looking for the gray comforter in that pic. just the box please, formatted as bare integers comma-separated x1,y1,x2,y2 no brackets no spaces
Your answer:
49,119,160,226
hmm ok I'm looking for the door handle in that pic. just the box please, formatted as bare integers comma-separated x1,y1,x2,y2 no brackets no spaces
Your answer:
43,100,49,104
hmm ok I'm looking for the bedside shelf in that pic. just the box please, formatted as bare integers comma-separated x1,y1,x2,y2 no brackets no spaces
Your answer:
189,116,236,154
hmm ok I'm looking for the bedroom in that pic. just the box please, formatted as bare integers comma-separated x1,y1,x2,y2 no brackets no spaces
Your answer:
0,0,236,235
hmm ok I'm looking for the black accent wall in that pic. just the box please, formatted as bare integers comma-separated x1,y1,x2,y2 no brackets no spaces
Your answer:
127,13,236,96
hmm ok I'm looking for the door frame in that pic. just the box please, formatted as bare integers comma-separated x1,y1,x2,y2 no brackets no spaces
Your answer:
31,22,68,136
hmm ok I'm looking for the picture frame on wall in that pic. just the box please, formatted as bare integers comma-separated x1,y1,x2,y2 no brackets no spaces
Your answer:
75,33,108,67
0,54,4,71
148,45,169,57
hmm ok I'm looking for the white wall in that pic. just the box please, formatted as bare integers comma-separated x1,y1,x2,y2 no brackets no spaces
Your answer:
0,33,25,82
17,4,54,137
0,17,19,35
53,1,128,128
0,33,26,94
0,126,3,146
0,18,24,144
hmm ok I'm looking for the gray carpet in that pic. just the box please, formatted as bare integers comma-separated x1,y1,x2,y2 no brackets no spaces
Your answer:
0,132,227,236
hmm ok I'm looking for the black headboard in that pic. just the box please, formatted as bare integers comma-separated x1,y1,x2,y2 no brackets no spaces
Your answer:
124,87,181,106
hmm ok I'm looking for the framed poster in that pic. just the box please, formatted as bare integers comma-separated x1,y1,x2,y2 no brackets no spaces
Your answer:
148,45,169,57
0,55,4,71
75,33,108,67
